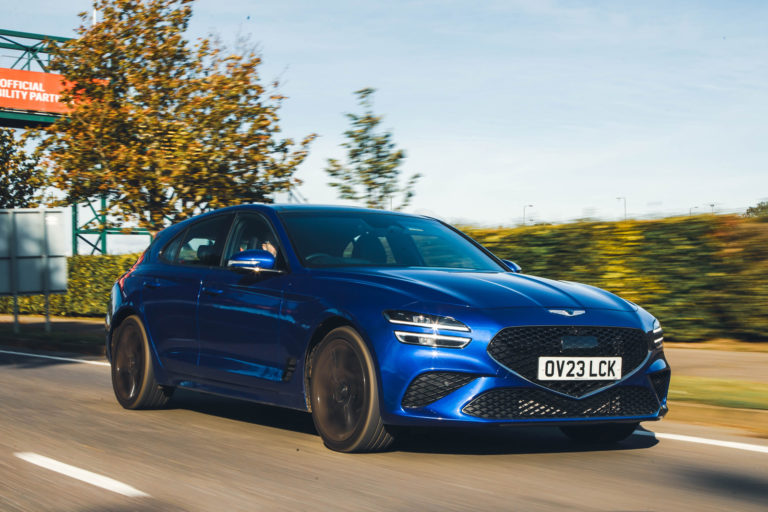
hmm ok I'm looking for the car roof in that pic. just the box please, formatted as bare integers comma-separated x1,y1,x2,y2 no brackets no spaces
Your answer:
233,203,432,219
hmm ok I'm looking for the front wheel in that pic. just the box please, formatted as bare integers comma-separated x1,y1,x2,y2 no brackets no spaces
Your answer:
111,315,173,410
309,326,394,452
559,422,639,444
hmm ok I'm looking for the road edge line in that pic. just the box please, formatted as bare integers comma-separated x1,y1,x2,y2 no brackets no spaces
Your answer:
0,349,109,367
635,430,768,454
15,452,149,498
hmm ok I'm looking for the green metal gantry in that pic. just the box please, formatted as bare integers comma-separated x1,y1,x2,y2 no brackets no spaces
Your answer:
0,29,70,71
72,198,153,255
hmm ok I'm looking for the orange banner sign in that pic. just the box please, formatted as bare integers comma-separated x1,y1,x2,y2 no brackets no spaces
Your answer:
0,68,69,115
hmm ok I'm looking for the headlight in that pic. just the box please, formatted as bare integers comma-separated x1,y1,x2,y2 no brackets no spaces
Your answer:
384,310,471,348
383,310,470,332
651,319,664,348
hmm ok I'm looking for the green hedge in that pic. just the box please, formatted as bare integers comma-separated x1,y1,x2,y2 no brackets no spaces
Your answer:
3,215,767,342
464,215,768,342
0,254,139,317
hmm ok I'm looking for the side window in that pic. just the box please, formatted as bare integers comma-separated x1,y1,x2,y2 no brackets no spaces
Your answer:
175,215,234,267
158,232,184,264
223,214,285,268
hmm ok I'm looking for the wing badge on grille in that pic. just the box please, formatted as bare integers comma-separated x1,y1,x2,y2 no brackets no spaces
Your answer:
548,309,586,317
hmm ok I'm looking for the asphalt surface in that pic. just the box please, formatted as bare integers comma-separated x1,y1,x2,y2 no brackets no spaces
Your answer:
0,349,766,511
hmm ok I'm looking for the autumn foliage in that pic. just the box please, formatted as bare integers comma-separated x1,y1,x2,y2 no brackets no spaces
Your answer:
325,88,420,210
0,128,41,208
34,0,314,231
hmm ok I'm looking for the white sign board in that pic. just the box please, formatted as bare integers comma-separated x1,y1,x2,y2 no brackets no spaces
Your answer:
0,209,68,295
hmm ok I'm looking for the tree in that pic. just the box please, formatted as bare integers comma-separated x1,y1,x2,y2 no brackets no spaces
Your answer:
0,128,42,208
745,201,768,218
325,88,420,210
34,0,314,232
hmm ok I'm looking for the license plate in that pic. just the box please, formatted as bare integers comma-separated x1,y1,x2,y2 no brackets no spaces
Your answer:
537,357,622,381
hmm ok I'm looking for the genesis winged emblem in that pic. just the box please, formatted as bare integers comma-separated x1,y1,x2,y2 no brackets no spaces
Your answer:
548,309,586,317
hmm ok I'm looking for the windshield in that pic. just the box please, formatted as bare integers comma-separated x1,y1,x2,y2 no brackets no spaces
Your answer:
279,211,505,271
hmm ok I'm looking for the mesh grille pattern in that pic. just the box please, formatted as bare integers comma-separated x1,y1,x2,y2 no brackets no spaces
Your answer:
487,326,649,397
462,386,659,420
649,370,671,401
402,372,476,408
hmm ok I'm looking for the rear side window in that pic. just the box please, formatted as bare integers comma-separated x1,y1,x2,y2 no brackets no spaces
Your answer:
158,232,184,263
165,215,234,267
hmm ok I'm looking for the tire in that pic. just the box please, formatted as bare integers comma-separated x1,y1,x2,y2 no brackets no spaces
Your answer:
559,422,639,444
111,315,173,410
309,326,394,453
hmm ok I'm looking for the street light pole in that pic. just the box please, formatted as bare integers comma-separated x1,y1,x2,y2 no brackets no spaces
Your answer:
616,197,627,220
523,204,533,225
689,206,699,216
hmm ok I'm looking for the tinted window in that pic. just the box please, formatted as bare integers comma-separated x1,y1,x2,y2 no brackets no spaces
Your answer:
223,213,286,269
158,231,184,263
280,211,503,271
175,214,234,266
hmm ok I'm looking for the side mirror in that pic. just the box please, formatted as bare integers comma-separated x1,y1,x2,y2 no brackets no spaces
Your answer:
227,249,279,272
502,259,522,273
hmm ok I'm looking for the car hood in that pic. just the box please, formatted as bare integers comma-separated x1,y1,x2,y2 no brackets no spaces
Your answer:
317,268,635,312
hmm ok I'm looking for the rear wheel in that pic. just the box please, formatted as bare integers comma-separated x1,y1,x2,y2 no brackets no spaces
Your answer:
111,315,173,409
560,422,639,444
309,326,394,452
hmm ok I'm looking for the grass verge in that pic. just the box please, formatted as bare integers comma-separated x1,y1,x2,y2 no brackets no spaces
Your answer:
669,375,768,410
0,322,105,355
666,339,768,353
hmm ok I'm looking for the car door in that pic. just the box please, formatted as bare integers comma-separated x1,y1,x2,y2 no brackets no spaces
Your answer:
195,212,291,389
140,213,234,377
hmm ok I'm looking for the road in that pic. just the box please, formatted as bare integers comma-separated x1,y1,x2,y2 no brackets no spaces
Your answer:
0,349,766,512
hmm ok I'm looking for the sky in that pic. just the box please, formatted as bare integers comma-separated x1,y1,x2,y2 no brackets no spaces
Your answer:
3,0,767,228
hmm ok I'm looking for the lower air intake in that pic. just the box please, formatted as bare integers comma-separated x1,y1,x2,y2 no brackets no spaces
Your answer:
462,386,659,420
649,370,671,401
402,372,476,408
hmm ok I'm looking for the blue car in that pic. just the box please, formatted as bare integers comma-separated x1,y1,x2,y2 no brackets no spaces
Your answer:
106,204,670,452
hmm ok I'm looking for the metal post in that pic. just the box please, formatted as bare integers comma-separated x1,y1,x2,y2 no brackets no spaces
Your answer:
12,295,19,334
616,197,627,220
43,212,51,333
72,202,79,255
100,196,107,254
523,204,533,226
10,211,19,334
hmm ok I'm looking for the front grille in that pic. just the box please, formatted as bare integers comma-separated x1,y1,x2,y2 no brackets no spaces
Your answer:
462,386,659,420
402,372,476,408
649,370,671,401
487,326,649,397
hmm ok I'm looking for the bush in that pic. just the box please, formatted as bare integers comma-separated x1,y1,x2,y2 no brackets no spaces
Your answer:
0,253,139,317
464,215,768,342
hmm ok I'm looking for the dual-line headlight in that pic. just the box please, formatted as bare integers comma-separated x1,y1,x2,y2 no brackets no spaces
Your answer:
384,310,471,348
652,319,664,348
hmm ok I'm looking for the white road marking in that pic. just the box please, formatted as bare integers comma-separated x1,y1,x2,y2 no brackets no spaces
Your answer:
0,349,109,367
15,452,149,498
635,430,768,454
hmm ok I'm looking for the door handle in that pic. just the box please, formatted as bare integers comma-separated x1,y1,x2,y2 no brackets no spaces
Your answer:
202,287,223,296
142,280,159,289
